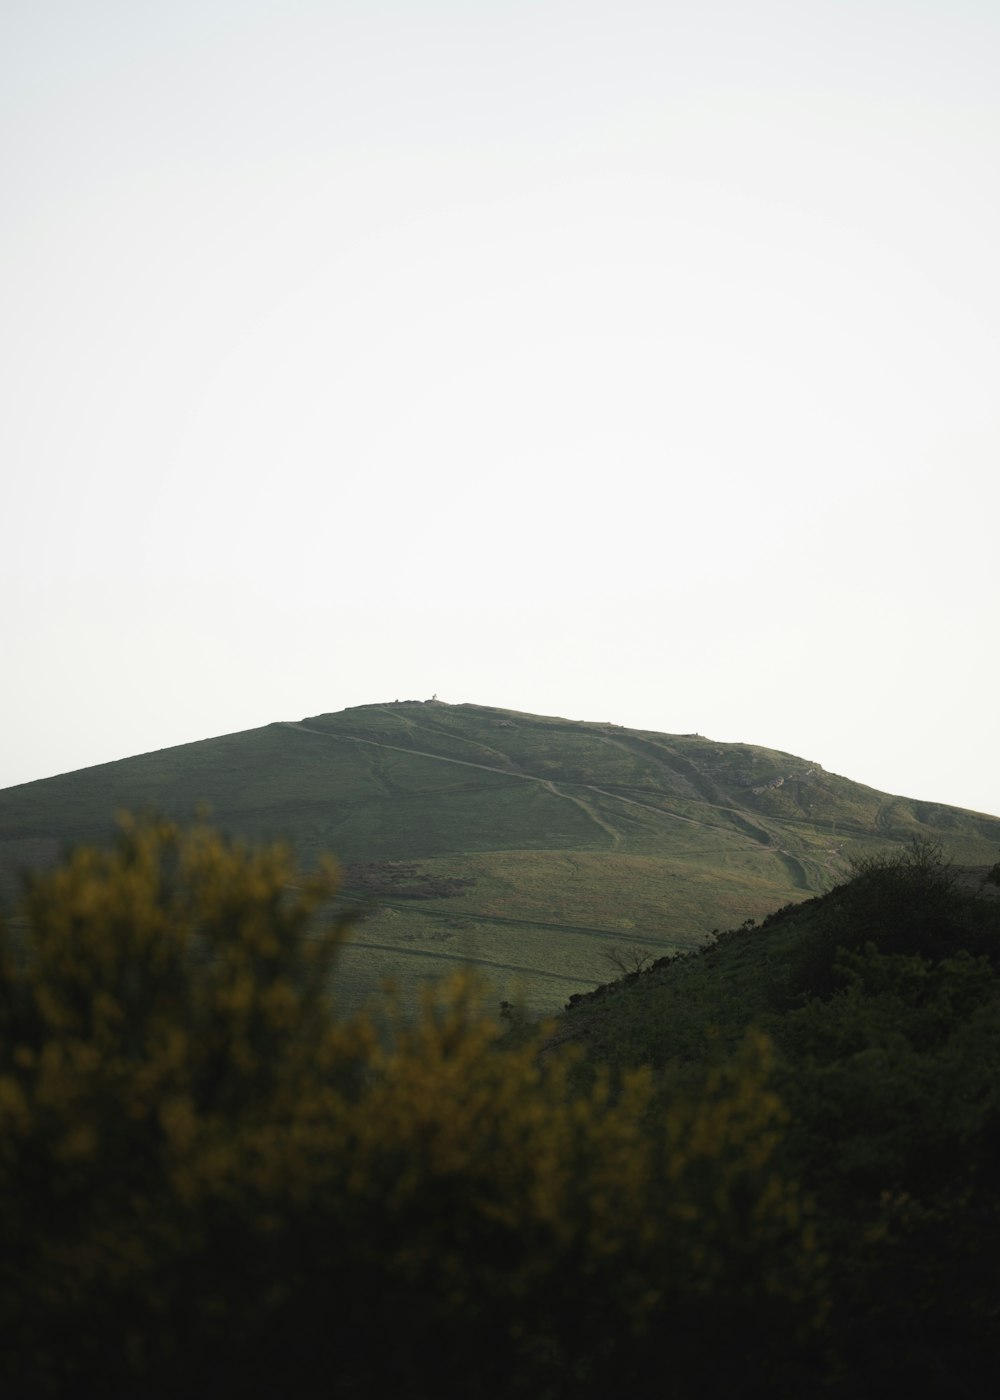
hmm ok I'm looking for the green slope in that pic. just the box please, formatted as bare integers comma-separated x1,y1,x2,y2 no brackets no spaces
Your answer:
1,699,998,1014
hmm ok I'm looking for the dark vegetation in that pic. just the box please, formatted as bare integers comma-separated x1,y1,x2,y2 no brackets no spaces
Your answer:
2,814,1000,1397
344,860,477,900
560,841,1000,1396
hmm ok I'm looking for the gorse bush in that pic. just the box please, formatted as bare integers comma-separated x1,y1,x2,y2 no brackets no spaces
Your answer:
0,816,360,1392
0,817,823,1399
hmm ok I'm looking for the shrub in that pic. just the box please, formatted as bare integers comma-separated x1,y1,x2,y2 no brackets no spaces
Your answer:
0,817,823,1398
780,838,1000,1004
775,942,1000,1392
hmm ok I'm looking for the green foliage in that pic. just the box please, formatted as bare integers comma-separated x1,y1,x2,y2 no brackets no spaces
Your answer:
0,815,358,1392
0,817,823,1399
779,837,1000,1004
779,943,1000,1196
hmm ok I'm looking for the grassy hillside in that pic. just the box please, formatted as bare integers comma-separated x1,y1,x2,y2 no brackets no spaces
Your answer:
2,699,998,1013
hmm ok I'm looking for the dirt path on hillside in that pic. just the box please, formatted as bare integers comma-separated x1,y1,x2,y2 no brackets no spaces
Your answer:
343,938,589,986
538,780,623,849
284,722,526,779
376,708,524,772
587,785,734,836
282,722,625,849
594,735,834,881
282,721,819,865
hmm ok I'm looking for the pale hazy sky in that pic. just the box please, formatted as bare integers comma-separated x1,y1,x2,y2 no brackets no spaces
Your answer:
3,1,998,817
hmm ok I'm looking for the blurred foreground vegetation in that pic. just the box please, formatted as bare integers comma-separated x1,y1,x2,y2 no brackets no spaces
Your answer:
1,820,998,1396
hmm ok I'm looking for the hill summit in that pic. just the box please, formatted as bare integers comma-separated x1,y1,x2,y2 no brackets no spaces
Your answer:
2,700,998,1012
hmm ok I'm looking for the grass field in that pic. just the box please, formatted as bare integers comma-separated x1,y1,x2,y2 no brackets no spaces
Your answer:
3,700,999,1015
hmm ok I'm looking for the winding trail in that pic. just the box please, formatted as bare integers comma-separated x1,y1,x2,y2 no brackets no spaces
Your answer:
342,939,589,986
285,722,531,780
282,722,624,849
282,721,809,868
538,780,623,849
587,785,733,836
375,707,524,772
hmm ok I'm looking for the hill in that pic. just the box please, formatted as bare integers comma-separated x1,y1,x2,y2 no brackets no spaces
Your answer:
2,699,998,1013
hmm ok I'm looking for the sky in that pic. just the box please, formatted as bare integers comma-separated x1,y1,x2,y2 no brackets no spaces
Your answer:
3,0,998,817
